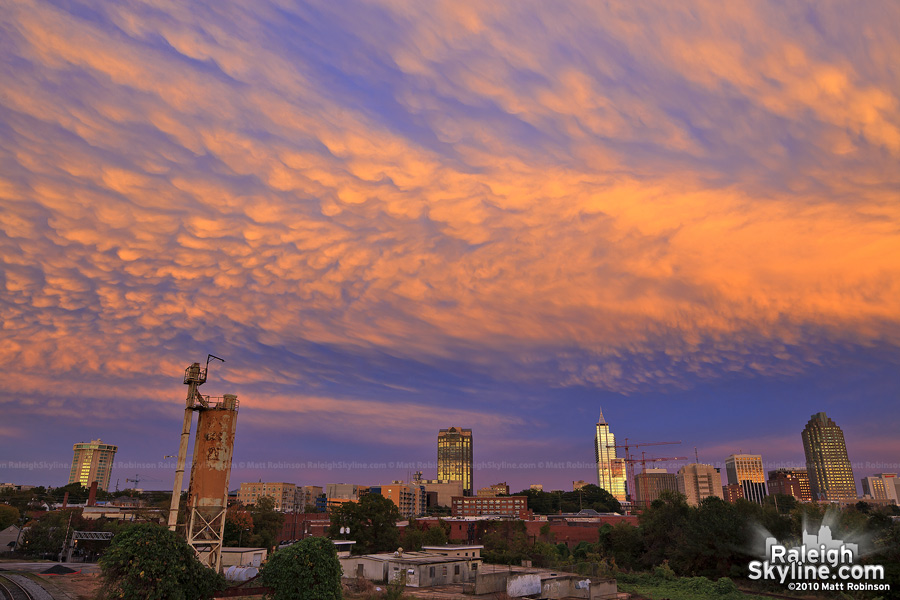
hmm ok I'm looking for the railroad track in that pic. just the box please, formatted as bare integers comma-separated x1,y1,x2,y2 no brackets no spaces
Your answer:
0,575,34,600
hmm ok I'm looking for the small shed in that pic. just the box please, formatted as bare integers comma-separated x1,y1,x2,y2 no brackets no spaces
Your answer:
220,547,267,568
340,551,473,587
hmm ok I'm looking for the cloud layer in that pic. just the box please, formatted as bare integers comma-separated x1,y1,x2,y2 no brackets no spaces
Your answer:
1,0,898,488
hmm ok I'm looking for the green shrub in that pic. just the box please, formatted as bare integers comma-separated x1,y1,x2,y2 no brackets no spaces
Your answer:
98,523,224,600
259,536,342,600
653,560,677,580
714,576,737,595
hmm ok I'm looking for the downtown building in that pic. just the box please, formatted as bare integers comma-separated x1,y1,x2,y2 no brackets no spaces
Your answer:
722,483,744,503
861,473,898,504
295,485,323,511
801,412,857,501
371,481,427,519
725,454,767,504
676,463,723,506
237,482,298,511
451,495,529,518
419,479,465,507
68,439,117,492
325,483,368,511
477,482,510,497
767,468,812,502
594,409,627,503
438,427,473,496
633,469,677,509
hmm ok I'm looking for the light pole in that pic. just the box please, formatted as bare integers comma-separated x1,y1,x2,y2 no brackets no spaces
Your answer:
239,527,249,547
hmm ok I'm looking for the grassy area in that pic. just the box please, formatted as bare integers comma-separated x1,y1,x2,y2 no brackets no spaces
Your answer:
617,570,776,600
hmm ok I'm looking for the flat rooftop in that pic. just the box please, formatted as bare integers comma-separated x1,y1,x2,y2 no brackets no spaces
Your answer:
354,552,472,564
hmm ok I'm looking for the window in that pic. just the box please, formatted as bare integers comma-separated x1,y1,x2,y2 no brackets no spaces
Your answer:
429,567,435,577
454,565,460,575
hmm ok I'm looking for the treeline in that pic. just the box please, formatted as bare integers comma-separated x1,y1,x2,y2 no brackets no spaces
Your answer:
509,484,621,514
481,491,900,589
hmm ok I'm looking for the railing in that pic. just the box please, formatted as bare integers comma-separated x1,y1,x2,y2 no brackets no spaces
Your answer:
184,365,208,385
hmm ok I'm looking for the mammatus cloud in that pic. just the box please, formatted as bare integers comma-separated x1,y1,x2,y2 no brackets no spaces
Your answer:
0,0,898,449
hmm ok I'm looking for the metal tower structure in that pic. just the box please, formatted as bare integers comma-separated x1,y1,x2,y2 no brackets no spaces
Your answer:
166,357,238,572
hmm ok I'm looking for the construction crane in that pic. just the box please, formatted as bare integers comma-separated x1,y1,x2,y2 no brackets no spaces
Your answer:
625,453,688,510
124,474,161,491
606,438,681,508
630,451,689,474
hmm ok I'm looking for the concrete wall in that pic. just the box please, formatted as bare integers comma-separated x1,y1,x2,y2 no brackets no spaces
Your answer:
474,570,618,599
507,573,541,597
340,557,387,581
473,570,510,595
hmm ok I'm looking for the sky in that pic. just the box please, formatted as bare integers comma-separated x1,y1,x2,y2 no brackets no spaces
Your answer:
1,0,899,496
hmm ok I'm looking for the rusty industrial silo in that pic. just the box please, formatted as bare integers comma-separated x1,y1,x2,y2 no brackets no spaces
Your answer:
167,360,238,572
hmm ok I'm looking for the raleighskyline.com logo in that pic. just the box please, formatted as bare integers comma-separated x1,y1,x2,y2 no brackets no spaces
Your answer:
748,525,889,593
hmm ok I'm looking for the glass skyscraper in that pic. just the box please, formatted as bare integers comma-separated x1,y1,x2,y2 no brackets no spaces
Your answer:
725,453,767,504
594,409,627,502
802,412,856,501
68,438,117,491
437,427,473,496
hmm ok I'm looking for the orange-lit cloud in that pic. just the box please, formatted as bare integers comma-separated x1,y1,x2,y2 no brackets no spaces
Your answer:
0,1,898,477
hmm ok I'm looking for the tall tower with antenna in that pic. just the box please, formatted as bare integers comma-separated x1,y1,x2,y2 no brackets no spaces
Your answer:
594,409,627,502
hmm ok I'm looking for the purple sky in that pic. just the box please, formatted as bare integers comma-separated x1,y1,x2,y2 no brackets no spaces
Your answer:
1,1,898,495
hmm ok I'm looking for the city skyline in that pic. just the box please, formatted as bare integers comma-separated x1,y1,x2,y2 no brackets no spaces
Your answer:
1,2,899,493
5,410,893,498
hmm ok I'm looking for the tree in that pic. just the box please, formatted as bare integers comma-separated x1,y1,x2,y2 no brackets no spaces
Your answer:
49,482,90,504
422,522,448,546
401,525,425,551
576,484,622,513
681,496,752,577
511,484,621,515
249,496,284,550
638,490,691,570
224,510,254,547
481,521,530,565
425,504,451,516
328,494,401,554
98,522,224,600
259,537,342,600
599,522,643,571
763,493,798,514
0,504,20,529
21,508,78,559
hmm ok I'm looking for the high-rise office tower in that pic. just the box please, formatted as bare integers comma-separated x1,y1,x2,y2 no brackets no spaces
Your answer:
437,427,473,496
634,469,677,509
594,409,627,502
676,463,724,506
801,412,857,501
725,454,767,504
68,439,118,491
